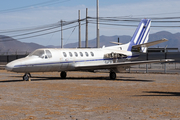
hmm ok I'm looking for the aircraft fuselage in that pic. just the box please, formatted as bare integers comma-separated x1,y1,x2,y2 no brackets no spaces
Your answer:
6,47,135,73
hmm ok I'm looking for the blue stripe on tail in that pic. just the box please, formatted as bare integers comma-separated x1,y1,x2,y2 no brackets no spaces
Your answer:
127,19,151,51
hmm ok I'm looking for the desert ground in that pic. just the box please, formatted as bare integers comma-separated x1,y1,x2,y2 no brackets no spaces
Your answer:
0,70,180,120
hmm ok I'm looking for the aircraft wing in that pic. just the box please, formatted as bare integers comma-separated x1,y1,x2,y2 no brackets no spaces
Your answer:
132,38,168,48
75,59,174,70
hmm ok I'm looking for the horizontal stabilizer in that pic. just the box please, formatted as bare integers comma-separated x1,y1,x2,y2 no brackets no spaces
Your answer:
111,42,123,45
132,38,168,48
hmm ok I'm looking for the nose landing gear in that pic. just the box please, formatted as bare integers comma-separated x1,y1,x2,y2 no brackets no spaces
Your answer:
23,73,31,81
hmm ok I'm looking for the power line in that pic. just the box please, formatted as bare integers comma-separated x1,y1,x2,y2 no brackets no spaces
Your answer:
0,0,71,13
0,23,86,42
1,15,180,43
89,16,180,22
89,21,180,28
0,19,85,34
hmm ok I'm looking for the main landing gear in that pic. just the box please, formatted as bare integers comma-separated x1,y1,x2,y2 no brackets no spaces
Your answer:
60,71,67,79
23,73,31,81
109,71,116,80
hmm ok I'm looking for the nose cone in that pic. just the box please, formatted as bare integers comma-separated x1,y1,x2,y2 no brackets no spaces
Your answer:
5,62,14,71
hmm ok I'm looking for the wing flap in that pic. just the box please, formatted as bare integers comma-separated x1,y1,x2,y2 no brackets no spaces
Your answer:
75,59,174,70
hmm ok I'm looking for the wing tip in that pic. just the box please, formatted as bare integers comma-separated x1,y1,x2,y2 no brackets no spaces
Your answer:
161,59,174,62
162,38,168,41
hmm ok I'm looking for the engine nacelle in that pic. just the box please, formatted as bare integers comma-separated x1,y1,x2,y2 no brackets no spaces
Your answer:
104,52,127,59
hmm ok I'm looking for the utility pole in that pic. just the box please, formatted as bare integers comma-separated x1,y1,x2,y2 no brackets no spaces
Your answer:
85,8,88,48
78,10,81,48
61,20,63,48
96,0,100,48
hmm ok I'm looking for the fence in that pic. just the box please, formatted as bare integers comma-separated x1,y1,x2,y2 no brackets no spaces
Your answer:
0,55,27,64
135,52,180,62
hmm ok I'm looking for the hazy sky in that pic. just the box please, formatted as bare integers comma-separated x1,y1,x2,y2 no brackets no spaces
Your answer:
0,0,180,46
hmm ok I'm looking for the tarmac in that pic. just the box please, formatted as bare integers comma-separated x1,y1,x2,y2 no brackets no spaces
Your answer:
0,70,180,120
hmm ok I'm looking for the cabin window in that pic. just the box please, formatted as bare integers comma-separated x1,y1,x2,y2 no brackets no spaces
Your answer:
63,52,67,57
80,52,83,57
85,52,89,57
74,52,78,57
69,52,73,57
46,50,52,58
90,52,94,57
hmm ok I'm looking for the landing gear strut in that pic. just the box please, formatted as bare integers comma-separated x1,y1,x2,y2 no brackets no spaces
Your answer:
23,73,31,81
60,71,67,79
109,71,116,80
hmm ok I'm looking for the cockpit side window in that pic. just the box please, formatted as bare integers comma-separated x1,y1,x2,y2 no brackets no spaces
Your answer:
29,50,44,57
46,50,52,58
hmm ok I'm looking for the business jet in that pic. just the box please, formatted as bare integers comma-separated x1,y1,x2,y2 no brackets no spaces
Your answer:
5,19,173,81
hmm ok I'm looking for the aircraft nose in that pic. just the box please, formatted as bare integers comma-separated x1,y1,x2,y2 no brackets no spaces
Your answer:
5,62,14,71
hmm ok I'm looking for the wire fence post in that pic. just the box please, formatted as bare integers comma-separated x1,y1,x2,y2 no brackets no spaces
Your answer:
164,47,167,73
146,52,148,73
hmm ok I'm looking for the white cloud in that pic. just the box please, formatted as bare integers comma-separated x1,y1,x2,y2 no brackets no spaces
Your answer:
0,0,180,46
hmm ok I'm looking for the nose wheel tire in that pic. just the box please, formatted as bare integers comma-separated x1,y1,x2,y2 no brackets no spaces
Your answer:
60,71,67,79
110,71,116,80
23,73,30,81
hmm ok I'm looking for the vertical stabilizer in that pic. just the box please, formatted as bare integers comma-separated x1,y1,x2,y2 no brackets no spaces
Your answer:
127,19,151,53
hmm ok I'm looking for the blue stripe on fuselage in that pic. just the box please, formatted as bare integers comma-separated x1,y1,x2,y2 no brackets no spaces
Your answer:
14,55,139,68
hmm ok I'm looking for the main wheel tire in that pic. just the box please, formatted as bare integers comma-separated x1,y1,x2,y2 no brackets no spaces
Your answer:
60,71,67,79
23,74,29,81
110,72,116,80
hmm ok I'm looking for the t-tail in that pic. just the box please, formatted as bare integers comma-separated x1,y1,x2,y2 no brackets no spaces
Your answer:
127,19,151,53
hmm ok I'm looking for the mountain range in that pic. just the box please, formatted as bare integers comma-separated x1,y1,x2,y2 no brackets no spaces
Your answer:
0,31,179,54
0,35,45,54
63,31,180,49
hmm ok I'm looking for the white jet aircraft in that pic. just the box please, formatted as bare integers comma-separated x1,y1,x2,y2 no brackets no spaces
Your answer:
5,19,173,81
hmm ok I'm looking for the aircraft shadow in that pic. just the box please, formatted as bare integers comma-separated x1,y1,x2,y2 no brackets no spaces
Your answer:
115,79,154,82
0,75,154,83
0,79,24,83
137,91,180,97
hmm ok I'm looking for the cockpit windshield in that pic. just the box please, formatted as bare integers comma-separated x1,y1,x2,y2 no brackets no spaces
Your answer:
28,50,52,58
29,50,44,57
